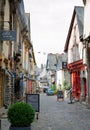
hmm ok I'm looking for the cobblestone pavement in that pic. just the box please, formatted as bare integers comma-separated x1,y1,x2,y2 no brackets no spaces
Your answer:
31,93,90,130
1,93,90,130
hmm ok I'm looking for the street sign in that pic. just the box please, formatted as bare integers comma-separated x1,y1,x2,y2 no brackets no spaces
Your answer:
0,30,16,41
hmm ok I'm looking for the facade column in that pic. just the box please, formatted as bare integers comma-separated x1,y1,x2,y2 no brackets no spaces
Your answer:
86,68,90,108
80,76,85,102
86,41,90,108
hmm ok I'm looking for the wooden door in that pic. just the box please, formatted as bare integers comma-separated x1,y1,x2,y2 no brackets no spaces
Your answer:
83,78,87,100
76,71,80,100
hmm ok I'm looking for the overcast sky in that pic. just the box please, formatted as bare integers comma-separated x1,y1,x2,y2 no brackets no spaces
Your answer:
24,0,83,67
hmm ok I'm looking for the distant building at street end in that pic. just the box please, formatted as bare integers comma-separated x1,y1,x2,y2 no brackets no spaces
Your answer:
46,53,69,90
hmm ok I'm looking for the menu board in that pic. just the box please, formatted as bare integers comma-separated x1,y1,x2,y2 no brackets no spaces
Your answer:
57,91,64,99
26,94,40,112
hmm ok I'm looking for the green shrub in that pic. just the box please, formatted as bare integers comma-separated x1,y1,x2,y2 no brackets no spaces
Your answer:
61,80,71,90
51,84,56,91
7,102,35,127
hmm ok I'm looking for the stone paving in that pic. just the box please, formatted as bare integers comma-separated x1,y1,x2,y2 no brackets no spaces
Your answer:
31,93,90,130
1,93,90,130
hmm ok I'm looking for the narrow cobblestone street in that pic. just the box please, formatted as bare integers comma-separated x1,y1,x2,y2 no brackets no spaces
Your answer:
31,93,90,130
1,93,90,130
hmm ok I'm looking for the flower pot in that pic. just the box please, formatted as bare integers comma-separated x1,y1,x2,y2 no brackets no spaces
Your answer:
9,125,31,130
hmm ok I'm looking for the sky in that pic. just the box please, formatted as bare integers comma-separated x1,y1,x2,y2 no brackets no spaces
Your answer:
23,0,83,68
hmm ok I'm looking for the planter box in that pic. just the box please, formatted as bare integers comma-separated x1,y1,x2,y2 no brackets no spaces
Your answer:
9,125,31,130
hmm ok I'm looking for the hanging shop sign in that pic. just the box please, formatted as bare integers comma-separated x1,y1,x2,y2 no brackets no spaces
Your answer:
0,30,16,41
62,62,68,69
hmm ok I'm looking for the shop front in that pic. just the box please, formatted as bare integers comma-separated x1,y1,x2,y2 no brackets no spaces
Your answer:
69,59,86,101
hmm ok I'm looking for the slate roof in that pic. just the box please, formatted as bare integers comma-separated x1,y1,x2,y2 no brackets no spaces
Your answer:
64,6,84,52
56,55,62,70
46,53,68,71
57,53,68,70
46,53,57,71
76,6,84,38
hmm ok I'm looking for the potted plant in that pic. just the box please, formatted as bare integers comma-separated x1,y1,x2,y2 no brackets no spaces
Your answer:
7,102,35,130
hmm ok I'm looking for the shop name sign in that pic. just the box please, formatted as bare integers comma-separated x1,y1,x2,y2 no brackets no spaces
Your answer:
0,30,16,41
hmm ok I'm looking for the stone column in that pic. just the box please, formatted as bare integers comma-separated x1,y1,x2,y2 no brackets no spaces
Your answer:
80,77,85,102
86,42,90,108
0,0,5,52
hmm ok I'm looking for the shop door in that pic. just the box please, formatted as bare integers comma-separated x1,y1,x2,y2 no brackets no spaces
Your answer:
72,71,80,100
72,72,77,98
83,78,87,100
76,71,80,100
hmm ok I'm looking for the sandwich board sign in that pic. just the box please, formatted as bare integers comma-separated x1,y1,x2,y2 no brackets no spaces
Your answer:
26,94,40,112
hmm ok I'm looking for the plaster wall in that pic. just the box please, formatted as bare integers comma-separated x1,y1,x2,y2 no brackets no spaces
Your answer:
84,0,90,38
68,15,83,64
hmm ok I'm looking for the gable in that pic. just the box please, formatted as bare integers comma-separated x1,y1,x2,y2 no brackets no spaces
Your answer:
68,15,80,50
64,6,84,52
46,53,57,71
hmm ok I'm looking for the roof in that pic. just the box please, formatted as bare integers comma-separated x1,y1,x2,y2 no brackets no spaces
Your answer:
46,53,68,71
57,53,68,70
46,53,57,71
64,6,84,52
